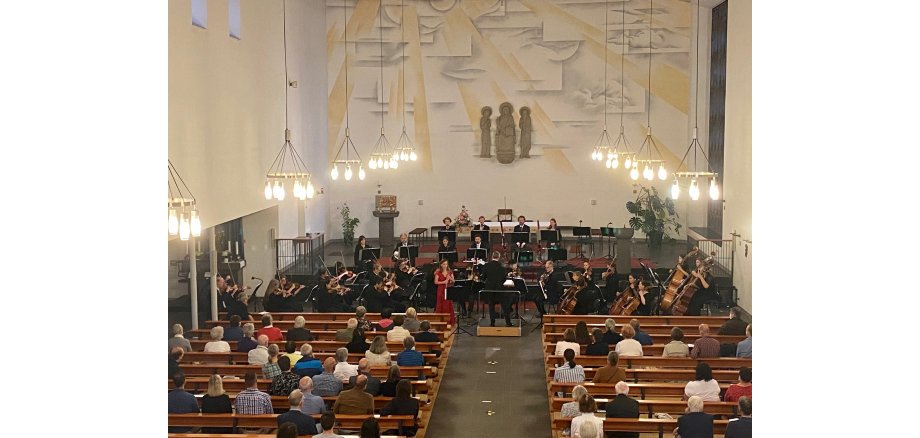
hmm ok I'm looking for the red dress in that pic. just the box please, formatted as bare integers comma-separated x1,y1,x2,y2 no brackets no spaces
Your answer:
435,270,455,325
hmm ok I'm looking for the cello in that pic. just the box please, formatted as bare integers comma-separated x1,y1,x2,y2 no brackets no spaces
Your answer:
609,275,641,315
670,254,714,316
659,247,700,312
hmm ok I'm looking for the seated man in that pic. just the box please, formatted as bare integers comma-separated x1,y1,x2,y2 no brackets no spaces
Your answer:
402,307,422,332
333,374,374,415
298,376,327,415
628,319,653,346
293,343,324,377
396,336,425,366
718,307,748,335
226,293,253,321
387,316,411,343
234,371,274,414
224,315,244,341
725,396,752,438
347,358,382,396
606,381,640,438
257,314,283,341
237,323,258,353
248,335,271,365
736,324,752,358
277,389,318,436
336,318,358,342
312,357,343,397
585,329,610,356
332,348,358,382
690,324,721,359
167,371,200,433
674,396,713,438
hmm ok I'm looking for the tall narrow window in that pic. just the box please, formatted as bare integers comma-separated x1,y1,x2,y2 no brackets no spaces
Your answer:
192,0,207,29
707,1,728,236
229,0,241,39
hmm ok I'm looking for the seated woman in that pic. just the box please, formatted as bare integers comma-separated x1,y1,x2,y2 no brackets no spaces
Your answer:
346,327,370,354
569,395,602,438
554,348,585,383
614,324,643,357
442,216,456,231
555,328,581,356
723,366,752,402
315,277,350,313
574,321,591,345
662,326,690,357
365,335,392,366
379,364,407,397
380,380,420,436
560,385,588,436
438,235,456,253
201,374,233,433
684,362,721,402
203,326,230,352
585,329,610,356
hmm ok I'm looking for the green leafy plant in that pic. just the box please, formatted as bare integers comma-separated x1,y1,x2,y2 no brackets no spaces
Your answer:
626,185,681,246
339,203,360,246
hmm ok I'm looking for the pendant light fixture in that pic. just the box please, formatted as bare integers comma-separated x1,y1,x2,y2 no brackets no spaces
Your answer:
368,0,397,171
608,0,636,171
168,160,201,241
331,0,366,181
632,0,668,182
672,0,719,201
591,0,615,167
391,0,417,163
264,0,315,201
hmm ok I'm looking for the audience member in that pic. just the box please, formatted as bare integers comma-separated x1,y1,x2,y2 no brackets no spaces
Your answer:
347,328,370,354
297,376,327,415
283,340,303,365
258,314,283,341
314,413,344,438
725,397,752,438
348,358,382,396
204,326,231,352
585,328,610,356
277,389,319,436
269,356,302,396
663,327,690,357
168,347,183,377
674,396,714,438
237,323,258,353
201,374,233,433
376,309,395,331
723,367,752,403
333,374,374,415
577,422,599,438
262,344,282,379
287,316,313,342
615,325,643,357
593,351,626,384
414,320,439,343
355,306,372,331
396,336,425,366
224,315,244,341
276,422,298,438
360,418,381,438
684,362,721,402
168,324,193,354
690,324,721,359
605,381,640,438
168,371,200,433
380,379,420,436
736,324,752,358
333,347,359,381
234,371,274,414
379,364,404,397
365,336,392,366
570,395,602,438
403,307,421,332
337,318,358,342
555,328,581,356
574,321,591,345
554,349,585,383
313,357,344,396
387,316,411,343
248,335,271,365
628,319,653,346
561,385,588,436
718,307,748,335
293,343,323,377
226,293,252,321
602,318,623,346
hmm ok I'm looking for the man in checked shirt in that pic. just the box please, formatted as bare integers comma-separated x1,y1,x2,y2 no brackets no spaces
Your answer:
235,371,273,414
690,324,721,358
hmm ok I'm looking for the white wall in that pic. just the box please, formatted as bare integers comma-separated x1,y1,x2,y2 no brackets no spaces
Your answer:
722,0,752,313
241,206,280,299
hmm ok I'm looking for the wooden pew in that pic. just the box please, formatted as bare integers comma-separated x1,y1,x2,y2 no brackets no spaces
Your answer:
545,355,751,369
542,331,746,344
190,340,442,353
181,352,440,366
543,314,729,326
547,367,737,383
174,377,431,394
204,320,449,331
550,414,729,437
542,323,720,335
179,364,438,379
168,413,415,431
550,397,738,418
190,329,447,342
544,342,669,356
549,381,730,399
218,312,451,322
191,394,428,413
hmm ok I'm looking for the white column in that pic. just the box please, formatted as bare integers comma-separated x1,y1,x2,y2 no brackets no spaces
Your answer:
210,227,219,321
189,236,199,329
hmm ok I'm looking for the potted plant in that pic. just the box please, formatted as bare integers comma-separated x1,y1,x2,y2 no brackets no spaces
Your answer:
626,185,681,247
339,203,360,246
455,205,472,232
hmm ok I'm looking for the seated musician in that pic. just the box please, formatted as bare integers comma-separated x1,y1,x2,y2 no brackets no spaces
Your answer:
569,272,598,315
600,259,618,303
635,280,657,316
442,216,456,231
392,233,414,265
473,215,490,230
538,260,565,315
470,234,487,251
353,235,369,270
437,236,456,252
395,259,416,289
513,215,530,250
315,277,351,313
263,278,294,313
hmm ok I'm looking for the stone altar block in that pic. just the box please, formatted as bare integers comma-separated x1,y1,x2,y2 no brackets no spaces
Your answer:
373,210,399,249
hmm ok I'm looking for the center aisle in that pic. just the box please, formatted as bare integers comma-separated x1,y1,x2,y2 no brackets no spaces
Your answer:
424,322,552,438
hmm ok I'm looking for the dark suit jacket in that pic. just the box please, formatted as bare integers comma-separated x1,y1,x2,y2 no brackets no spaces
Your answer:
606,394,641,438
348,373,382,396
718,317,748,335
473,223,490,230
585,341,610,356
513,224,530,232
676,412,714,438
482,260,508,291
277,409,318,435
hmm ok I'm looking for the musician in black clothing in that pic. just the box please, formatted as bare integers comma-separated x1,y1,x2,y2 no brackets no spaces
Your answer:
354,235,369,269
513,215,530,250
392,233,415,265
685,258,714,316
538,260,564,315
437,236,456,252
442,217,456,231
473,216,490,231
482,251,512,327
315,277,349,312
470,234,488,251
570,273,598,315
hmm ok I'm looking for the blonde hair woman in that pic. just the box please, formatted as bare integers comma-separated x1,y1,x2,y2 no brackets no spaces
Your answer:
201,374,232,433
365,335,392,366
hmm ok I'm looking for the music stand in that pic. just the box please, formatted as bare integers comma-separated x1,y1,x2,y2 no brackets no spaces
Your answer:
572,226,591,259
446,285,474,337
360,247,380,261
548,248,568,261
540,229,560,243
438,251,458,264
514,250,534,264
466,248,487,261
478,289,522,328
471,230,490,245
398,245,419,265
600,227,615,259
511,231,530,245
437,230,457,244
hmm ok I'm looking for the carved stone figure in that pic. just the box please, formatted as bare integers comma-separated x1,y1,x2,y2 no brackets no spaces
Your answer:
519,106,532,158
494,102,516,164
479,106,492,158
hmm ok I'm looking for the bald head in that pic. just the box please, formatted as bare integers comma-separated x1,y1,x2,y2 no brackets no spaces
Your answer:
699,324,710,336
354,374,368,389
358,358,371,373
323,357,336,372
257,334,269,346
299,376,314,393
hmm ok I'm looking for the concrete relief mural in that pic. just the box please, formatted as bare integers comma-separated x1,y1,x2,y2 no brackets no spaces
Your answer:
327,0,692,172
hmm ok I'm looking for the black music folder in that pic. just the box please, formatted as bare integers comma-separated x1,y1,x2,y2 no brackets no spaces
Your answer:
438,230,457,243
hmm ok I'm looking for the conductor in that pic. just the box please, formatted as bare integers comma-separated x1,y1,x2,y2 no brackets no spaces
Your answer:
482,251,512,327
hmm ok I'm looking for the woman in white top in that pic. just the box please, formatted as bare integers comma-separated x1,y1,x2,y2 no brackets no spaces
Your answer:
561,385,588,436
553,348,585,383
203,326,231,352
662,326,690,357
364,335,393,366
614,324,643,357
555,328,581,356
569,395,603,438
684,362,721,401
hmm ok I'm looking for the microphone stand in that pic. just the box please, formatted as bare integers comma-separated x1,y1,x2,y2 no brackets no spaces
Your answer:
640,259,665,316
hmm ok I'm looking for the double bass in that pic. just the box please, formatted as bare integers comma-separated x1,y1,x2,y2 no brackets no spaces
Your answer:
670,254,714,316
659,247,700,312
609,277,640,315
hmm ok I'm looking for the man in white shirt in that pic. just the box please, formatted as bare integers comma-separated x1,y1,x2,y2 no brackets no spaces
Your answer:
386,317,411,343
332,348,358,382
248,335,270,365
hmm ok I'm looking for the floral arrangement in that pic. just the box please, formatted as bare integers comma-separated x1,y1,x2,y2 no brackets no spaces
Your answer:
455,205,472,227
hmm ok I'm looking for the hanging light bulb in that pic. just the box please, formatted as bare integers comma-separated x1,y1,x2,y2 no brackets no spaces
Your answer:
390,158,399,169
709,178,720,200
293,181,301,198
190,209,202,237
401,150,409,161
624,156,632,169
264,181,272,200
271,181,281,199
605,159,612,169
368,158,378,169
657,164,667,180
358,165,366,180
168,208,179,235
409,151,417,161
383,159,390,170
671,180,680,200
276,182,286,200
179,213,190,241
606,150,614,160
344,164,353,181
591,149,599,160
376,157,384,169
306,180,315,199
611,154,619,169
689,179,700,200
331,165,339,180
643,163,653,180
630,166,639,180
